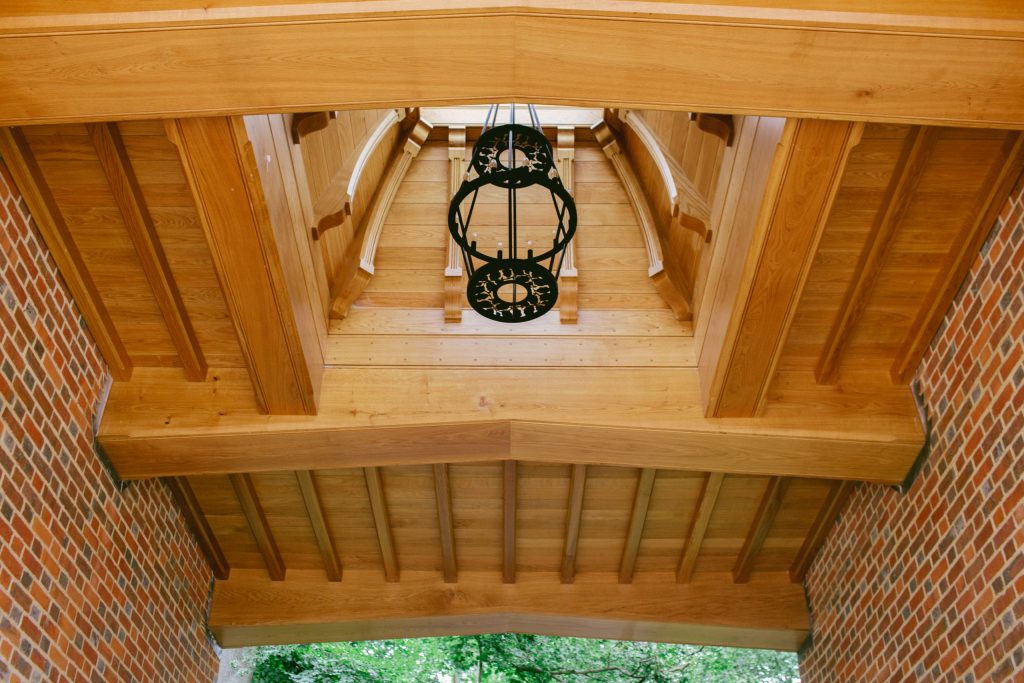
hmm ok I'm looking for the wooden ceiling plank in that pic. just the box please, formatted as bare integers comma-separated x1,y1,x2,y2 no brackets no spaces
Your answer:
86,121,207,381
166,477,230,580
211,568,810,651
503,460,517,584
364,466,399,582
230,473,286,581
733,476,791,584
890,131,1024,383
619,468,657,584
433,463,458,583
816,126,938,385
560,464,588,584
790,480,854,583
702,119,864,417
677,472,724,583
3,6,1024,128
165,116,322,415
295,470,342,582
0,127,132,381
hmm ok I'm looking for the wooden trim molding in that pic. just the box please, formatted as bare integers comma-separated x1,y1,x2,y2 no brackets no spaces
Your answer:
0,127,133,381
694,113,735,147
556,125,579,324
328,118,433,319
166,477,230,580
87,121,207,381
591,119,691,321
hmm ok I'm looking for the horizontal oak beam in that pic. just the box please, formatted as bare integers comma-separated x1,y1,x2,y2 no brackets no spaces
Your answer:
1,5,1023,128
210,569,810,651
97,367,923,482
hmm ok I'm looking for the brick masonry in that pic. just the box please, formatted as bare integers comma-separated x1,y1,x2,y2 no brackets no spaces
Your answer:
0,161,219,682
800,177,1024,681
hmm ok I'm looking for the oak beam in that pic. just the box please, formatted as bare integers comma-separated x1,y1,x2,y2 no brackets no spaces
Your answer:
166,116,322,414
295,470,342,582
503,460,517,584
87,122,207,381
0,127,132,381
702,119,864,417
890,131,1024,383
210,569,810,651
364,467,399,582
619,468,657,584
166,477,230,580
790,480,854,583
433,463,458,584
230,473,286,581
560,464,587,584
2,6,1024,129
816,127,938,385
677,473,724,584
733,477,790,584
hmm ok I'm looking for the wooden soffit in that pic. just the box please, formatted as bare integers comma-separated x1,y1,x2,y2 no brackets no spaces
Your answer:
1,2,1023,127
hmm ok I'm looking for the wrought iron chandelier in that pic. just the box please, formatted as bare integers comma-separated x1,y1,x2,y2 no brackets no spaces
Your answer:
448,105,577,322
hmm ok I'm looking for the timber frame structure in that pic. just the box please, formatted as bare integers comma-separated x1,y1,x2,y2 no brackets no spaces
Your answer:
2,0,1023,654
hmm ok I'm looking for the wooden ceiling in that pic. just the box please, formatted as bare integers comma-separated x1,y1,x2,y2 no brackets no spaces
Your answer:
2,0,1023,657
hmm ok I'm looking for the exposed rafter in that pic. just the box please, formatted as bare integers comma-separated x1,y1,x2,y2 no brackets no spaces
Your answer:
619,468,657,584
790,480,854,583
166,477,230,580
733,477,790,584
433,463,458,583
231,473,286,581
364,467,399,583
503,460,517,584
295,470,342,582
560,464,587,584
677,473,723,583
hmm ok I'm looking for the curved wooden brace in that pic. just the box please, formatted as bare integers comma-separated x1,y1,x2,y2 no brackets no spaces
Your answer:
312,109,402,240
328,118,434,319
592,120,691,321
621,109,679,217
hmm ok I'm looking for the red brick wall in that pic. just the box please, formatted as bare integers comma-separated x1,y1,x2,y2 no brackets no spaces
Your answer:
0,162,219,682
800,178,1024,681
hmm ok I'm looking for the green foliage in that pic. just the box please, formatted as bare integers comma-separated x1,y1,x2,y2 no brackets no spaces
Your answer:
243,635,799,683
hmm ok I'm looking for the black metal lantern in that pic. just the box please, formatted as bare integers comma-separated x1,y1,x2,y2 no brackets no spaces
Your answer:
448,105,577,322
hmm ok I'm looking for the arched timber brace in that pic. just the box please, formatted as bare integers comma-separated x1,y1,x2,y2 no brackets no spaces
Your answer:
328,118,433,319
591,119,692,321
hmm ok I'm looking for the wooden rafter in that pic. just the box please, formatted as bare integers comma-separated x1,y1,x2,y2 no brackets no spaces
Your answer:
87,121,207,381
677,472,724,583
733,476,790,584
560,464,587,584
211,568,810,651
166,116,322,415
166,477,230,580
890,131,1024,383
0,127,132,381
790,480,854,583
432,463,458,583
619,468,657,584
230,473,286,581
816,126,938,385
364,467,399,582
4,5,1022,128
502,460,517,584
295,470,342,582
702,119,864,417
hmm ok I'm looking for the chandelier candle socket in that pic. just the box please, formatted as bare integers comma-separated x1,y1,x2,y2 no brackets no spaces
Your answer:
448,105,577,322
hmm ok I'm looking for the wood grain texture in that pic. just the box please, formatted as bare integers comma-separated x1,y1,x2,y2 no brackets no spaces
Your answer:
677,472,724,583
503,460,517,584
210,568,809,651
230,473,286,581
890,131,1024,382
166,116,321,414
166,476,230,580
433,463,458,583
815,126,937,384
364,467,399,582
0,127,132,380
790,480,854,582
733,476,790,583
3,5,1024,128
703,119,864,417
295,470,342,581
87,121,207,381
560,464,587,584
618,468,657,584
